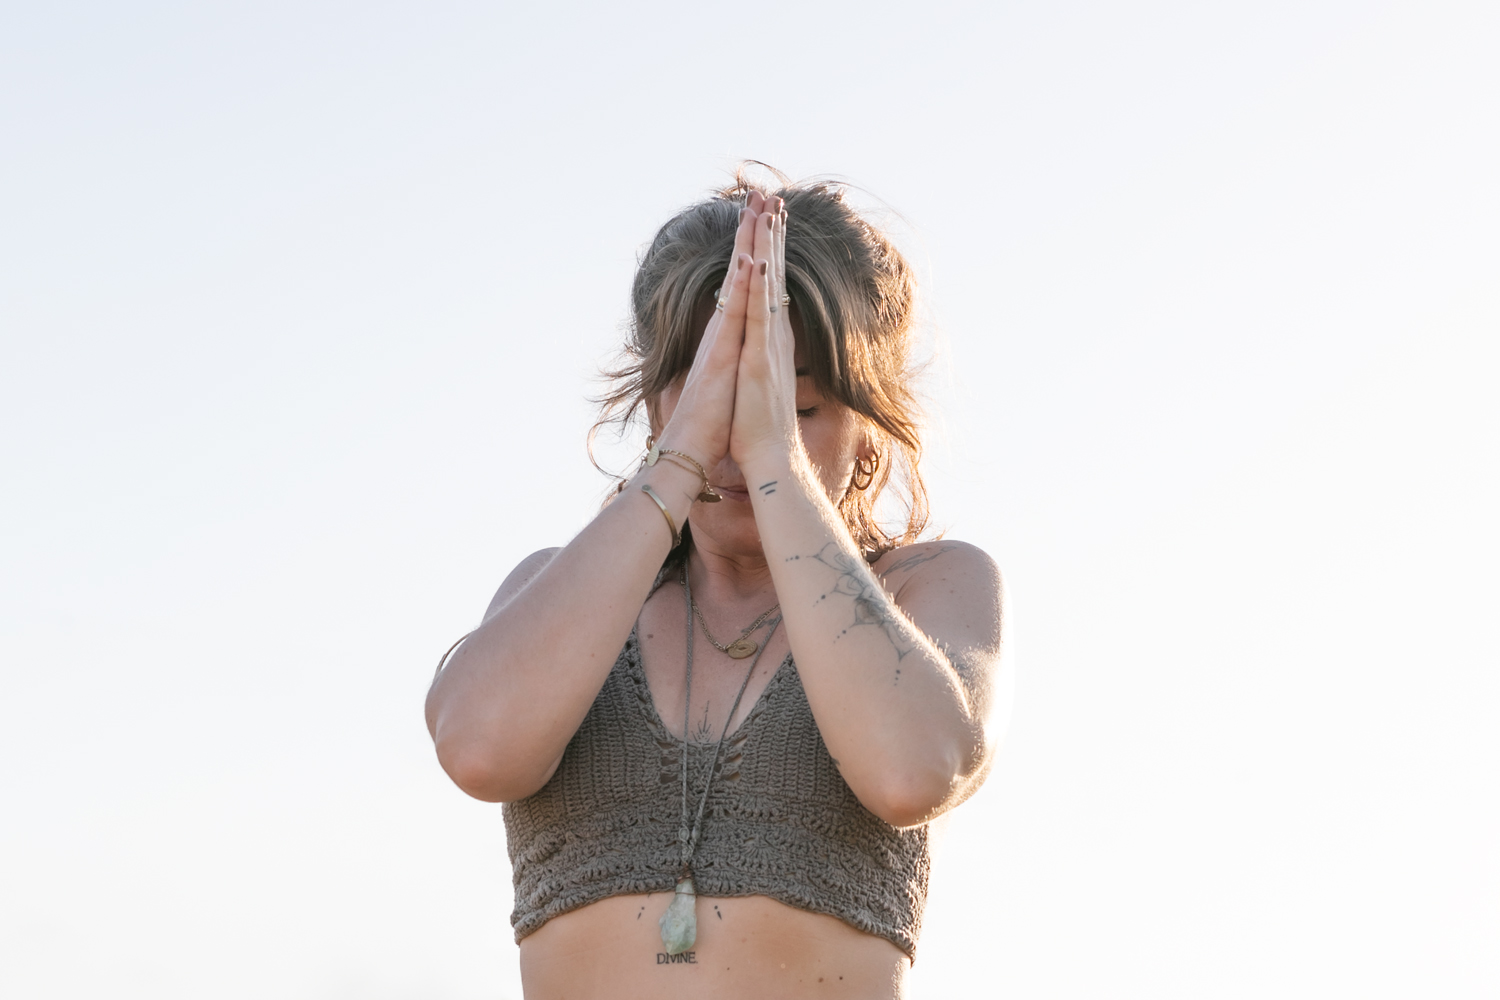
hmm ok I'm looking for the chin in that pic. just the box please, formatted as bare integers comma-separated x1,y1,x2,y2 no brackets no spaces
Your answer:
688,505,763,555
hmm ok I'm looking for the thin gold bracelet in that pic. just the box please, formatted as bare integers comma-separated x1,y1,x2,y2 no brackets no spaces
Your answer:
640,484,680,547
645,437,720,503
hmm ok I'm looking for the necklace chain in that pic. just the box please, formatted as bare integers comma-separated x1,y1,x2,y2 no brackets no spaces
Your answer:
678,570,781,862
690,599,780,654
659,569,782,954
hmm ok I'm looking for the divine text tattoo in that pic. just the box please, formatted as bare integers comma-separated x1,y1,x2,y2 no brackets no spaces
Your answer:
657,952,698,964
797,542,919,673
758,480,778,495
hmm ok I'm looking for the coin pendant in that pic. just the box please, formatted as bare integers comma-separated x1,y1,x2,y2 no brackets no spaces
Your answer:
725,639,757,659
697,488,722,503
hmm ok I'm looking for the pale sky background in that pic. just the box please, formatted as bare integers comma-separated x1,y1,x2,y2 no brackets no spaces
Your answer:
2,1,1496,997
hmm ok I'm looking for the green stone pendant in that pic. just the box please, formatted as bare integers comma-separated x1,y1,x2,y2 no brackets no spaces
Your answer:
659,876,697,954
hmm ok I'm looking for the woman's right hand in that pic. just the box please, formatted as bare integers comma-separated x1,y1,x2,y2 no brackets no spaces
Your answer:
653,191,767,468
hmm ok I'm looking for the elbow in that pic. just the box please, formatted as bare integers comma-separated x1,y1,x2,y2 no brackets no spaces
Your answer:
861,736,991,829
860,767,961,829
864,785,946,829
434,735,553,804
439,747,510,803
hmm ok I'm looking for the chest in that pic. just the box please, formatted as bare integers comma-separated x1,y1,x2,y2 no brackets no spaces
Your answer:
635,585,793,745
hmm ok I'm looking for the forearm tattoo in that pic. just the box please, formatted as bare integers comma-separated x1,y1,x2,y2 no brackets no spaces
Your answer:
789,543,918,670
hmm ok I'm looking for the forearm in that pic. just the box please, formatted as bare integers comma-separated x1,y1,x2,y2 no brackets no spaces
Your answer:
426,458,701,801
745,452,983,826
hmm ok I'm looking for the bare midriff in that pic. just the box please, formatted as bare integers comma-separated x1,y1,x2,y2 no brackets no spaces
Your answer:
518,892,909,1000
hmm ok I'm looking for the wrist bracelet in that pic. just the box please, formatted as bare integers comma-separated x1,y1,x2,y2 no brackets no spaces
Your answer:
640,484,681,547
645,437,721,503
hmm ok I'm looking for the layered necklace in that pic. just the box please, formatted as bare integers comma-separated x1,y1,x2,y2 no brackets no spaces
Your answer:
659,569,782,955
691,598,780,659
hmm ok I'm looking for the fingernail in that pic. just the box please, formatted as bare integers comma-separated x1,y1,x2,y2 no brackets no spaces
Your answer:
737,254,749,270
758,261,768,275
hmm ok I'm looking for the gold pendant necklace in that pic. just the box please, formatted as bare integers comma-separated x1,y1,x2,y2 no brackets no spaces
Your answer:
690,599,780,659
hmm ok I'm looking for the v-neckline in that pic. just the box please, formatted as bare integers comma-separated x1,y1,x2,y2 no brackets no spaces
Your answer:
625,625,795,747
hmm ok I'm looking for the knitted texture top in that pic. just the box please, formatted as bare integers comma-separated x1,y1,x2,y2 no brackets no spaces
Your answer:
502,627,932,959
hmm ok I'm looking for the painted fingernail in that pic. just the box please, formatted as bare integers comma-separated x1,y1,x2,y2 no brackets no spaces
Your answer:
758,261,768,275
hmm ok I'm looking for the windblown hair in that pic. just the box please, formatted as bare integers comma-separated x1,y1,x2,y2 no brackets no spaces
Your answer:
595,165,930,559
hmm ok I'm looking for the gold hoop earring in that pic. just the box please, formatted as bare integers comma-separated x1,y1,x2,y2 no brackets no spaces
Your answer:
851,454,879,492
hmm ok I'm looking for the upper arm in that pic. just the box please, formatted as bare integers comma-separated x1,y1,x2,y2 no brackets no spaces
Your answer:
481,547,562,625
425,547,561,740
879,539,1009,736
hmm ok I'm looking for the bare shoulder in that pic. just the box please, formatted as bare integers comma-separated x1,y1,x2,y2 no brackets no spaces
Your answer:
875,539,1006,691
482,547,562,623
874,539,1001,599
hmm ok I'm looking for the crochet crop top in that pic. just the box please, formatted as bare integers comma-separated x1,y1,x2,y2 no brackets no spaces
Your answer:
501,628,932,958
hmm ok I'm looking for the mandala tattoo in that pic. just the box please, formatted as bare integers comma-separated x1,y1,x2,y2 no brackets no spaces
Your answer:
807,542,919,662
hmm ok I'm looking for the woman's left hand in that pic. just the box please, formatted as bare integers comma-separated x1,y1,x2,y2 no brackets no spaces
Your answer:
728,198,801,474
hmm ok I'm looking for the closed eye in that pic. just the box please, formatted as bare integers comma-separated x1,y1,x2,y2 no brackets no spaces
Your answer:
796,406,820,419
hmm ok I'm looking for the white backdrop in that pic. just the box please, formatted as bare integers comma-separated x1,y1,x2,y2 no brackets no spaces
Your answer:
2,2,1495,997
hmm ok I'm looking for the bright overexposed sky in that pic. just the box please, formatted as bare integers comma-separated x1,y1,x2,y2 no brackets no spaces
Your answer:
1,2,1495,997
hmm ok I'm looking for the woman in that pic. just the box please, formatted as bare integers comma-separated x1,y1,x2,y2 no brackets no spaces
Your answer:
425,172,1007,999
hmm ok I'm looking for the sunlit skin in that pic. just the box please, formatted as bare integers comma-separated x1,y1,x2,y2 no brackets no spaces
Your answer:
426,191,1008,999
